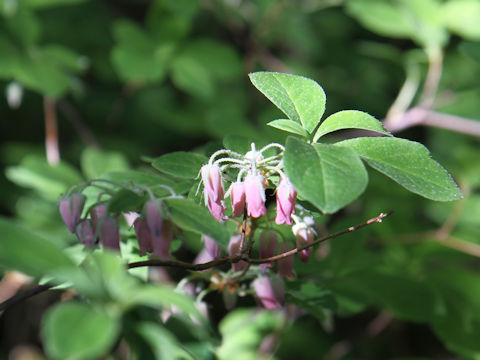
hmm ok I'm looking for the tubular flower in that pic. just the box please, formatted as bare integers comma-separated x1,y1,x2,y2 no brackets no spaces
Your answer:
133,218,153,256
252,276,284,310
244,174,267,218
203,235,221,258
275,178,297,225
293,222,315,263
99,216,120,252
259,232,277,272
201,164,226,221
59,193,86,233
90,204,107,235
75,219,96,247
152,220,172,260
276,242,295,278
230,181,246,217
228,235,248,272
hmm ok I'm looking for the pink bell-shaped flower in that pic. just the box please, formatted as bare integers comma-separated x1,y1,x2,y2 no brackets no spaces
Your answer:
144,199,172,260
275,178,297,225
203,235,221,258
75,219,96,247
90,204,107,235
59,193,86,233
244,174,267,218
252,276,284,310
277,242,295,278
133,217,153,256
259,232,277,273
228,235,248,272
201,164,226,221
230,181,246,217
293,223,315,263
99,216,120,251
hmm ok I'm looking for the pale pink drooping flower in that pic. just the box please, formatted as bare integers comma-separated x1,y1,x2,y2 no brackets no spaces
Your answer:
277,242,295,278
99,216,120,252
75,219,96,247
244,174,267,218
59,193,86,233
203,235,221,258
259,232,277,273
230,181,246,217
293,223,315,263
228,235,248,272
201,164,226,221
252,276,284,310
133,218,153,256
275,178,297,225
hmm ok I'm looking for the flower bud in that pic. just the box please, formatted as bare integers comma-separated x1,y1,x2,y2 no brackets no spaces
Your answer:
145,199,164,238
230,182,246,217
228,235,248,272
99,216,120,251
90,204,107,235
252,276,284,310
277,242,294,278
75,219,96,247
259,232,277,273
293,223,315,263
275,178,297,225
244,174,267,218
59,193,86,233
203,235,220,258
201,164,226,221
133,218,153,256
152,220,172,260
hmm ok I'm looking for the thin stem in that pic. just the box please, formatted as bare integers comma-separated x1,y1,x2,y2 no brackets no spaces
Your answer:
419,47,443,108
0,283,54,312
127,211,393,270
259,143,285,154
209,149,243,164
44,97,60,165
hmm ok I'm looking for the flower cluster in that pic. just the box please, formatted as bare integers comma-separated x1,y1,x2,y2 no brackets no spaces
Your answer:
200,143,297,224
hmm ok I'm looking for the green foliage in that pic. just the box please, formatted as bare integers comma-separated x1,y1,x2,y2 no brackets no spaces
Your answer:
42,302,120,360
1,1,480,359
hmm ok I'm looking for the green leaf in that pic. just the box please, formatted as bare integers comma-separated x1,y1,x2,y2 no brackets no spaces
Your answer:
313,110,391,142
164,198,230,249
111,20,173,82
249,72,326,133
137,322,194,360
267,119,309,137
0,217,75,277
5,155,83,200
152,151,208,179
337,137,463,201
81,148,129,179
285,282,337,321
43,302,119,360
346,0,414,38
284,136,368,213
170,53,214,99
107,188,146,213
442,0,480,40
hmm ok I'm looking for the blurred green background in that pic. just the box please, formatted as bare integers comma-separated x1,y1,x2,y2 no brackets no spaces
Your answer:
1,0,480,359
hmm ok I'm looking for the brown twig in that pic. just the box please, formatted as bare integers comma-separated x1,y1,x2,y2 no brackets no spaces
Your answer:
0,283,54,312
44,97,60,165
128,211,393,270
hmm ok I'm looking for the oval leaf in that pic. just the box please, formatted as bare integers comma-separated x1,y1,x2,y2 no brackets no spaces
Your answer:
284,136,368,213
0,217,75,277
249,72,326,133
267,119,309,137
164,198,230,249
152,151,208,179
43,302,119,360
337,137,463,201
313,110,391,142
